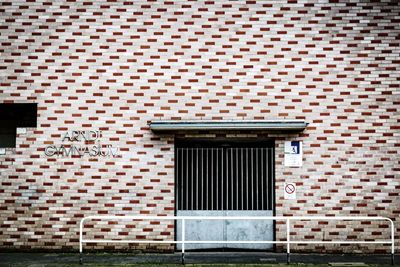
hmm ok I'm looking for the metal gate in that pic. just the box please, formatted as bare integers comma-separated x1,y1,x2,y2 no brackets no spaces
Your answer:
175,141,275,250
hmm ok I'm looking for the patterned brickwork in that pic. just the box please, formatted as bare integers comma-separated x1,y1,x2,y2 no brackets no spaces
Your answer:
0,0,399,252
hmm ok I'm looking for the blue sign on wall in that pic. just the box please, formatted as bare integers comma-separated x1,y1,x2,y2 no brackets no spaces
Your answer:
284,141,302,167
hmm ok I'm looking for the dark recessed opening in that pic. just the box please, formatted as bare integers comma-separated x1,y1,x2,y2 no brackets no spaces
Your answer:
175,138,275,211
0,103,37,148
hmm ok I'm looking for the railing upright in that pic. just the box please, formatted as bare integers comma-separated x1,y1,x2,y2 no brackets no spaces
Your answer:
182,218,185,264
287,218,290,264
79,217,84,265
391,219,395,265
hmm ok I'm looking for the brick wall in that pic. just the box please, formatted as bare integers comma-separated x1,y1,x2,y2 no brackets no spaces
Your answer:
0,0,399,252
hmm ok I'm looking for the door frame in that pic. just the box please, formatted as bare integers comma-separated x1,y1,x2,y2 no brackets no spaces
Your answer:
173,137,276,251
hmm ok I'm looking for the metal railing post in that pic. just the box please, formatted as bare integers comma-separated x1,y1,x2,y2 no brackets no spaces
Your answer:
287,218,290,264
182,218,185,265
79,218,84,265
390,219,395,265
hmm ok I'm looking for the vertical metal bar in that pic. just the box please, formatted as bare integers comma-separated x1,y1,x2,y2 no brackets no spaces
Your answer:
268,148,275,210
182,218,185,264
186,148,188,210
287,218,290,264
191,148,194,210
236,148,239,210
241,148,244,210
216,148,219,210
201,148,204,210
221,147,224,211
266,148,269,210
220,148,222,210
206,148,208,210
179,148,183,211
246,148,249,210
224,149,229,210
221,148,224,210
255,148,259,210
211,148,214,210
196,148,199,210
79,218,84,264
176,148,179,210
272,146,275,211
250,148,253,210
198,148,200,210
261,147,264,210
270,148,272,210
390,219,395,265
197,148,203,209
176,148,178,210
231,148,233,210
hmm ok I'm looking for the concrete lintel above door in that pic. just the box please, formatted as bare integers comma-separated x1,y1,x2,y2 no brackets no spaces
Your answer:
149,120,308,132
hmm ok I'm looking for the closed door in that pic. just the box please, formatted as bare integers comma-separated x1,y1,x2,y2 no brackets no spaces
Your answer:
175,140,275,250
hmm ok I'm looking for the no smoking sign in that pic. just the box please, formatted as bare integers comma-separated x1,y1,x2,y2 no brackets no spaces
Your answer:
284,182,297,200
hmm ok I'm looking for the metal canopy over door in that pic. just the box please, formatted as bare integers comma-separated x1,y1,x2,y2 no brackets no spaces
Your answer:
175,140,275,250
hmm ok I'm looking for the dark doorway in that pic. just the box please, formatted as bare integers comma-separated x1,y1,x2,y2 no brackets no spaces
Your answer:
175,138,275,250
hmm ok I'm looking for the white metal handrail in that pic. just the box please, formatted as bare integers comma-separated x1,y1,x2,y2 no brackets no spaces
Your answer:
79,215,395,265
